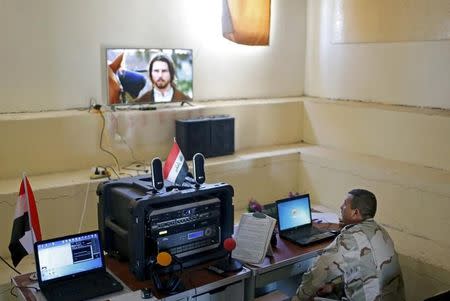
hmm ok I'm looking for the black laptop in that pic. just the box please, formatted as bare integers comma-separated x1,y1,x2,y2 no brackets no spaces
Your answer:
34,230,123,301
276,194,336,246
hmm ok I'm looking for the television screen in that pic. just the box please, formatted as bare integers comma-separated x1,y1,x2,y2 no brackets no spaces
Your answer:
106,48,193,106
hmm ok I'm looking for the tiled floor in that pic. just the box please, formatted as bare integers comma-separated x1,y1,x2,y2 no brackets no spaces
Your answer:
0,256,35,301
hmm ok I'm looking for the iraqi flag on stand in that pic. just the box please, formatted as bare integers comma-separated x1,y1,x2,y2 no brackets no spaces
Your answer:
163,140,189,185
8,176,42,267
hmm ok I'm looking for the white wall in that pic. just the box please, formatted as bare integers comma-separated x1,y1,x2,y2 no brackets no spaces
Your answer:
305,0,450,109
0,0,306,113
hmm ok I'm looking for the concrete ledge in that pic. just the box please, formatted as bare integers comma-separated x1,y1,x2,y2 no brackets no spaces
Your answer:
0,98,303,179
302,97,450,171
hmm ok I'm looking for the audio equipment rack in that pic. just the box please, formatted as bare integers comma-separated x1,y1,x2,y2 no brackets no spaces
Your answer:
97,175,234,280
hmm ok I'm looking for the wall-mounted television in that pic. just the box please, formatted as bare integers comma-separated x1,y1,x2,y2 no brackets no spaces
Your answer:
106,48,193,107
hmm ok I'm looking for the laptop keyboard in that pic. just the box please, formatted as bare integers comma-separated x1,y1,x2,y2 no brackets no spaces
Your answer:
43,272,123,301
288,226,323,240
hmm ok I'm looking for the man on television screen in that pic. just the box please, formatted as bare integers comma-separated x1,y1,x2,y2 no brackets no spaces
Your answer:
135,53,191,103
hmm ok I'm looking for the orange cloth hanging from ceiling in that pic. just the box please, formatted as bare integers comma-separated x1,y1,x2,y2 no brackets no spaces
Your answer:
222,0,271,46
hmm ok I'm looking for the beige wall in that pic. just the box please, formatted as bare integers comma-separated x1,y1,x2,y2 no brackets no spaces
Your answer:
333,0,450,43
305,0,450,109
304,1,450,298
0,0,306,113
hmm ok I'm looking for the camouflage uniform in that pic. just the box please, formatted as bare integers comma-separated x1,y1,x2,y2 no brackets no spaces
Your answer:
293,219,405,301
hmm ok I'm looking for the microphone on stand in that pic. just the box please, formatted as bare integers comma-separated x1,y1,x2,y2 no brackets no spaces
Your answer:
214,237,243,272
151,251,183,294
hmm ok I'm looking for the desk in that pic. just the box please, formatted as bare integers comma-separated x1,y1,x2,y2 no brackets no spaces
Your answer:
106,257,251,301
12,226,336,301
12,258,251,301
244,224,338,300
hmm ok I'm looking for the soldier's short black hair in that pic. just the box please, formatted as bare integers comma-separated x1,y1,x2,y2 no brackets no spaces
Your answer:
348,189,377,219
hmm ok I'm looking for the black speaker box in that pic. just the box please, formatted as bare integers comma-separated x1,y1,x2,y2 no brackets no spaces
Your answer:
176,115,234,160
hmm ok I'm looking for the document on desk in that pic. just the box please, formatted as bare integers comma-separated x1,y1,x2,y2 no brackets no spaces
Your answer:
311,212,339,224
232,213,276,264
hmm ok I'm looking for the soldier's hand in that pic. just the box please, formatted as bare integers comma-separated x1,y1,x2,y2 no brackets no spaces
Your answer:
316,283,334,296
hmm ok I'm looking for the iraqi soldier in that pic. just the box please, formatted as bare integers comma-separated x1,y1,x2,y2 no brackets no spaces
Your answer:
293,189,405,301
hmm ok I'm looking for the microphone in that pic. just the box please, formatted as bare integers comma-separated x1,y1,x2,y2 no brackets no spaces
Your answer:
223,237,236,252
156,251,172,267
213,237,243,272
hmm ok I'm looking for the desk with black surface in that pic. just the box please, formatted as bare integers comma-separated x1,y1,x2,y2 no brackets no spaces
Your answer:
12,256,251,301
244,222,339,300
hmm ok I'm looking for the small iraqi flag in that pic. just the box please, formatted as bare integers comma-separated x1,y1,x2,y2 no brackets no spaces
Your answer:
163,140,189,185
8,176,42,267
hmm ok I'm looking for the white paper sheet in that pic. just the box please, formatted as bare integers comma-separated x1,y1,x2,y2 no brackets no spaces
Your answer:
311,212,340,224
232,213,276,264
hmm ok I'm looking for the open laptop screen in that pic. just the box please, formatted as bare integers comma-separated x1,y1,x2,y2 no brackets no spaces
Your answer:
276,194,312,231
34,231,105,284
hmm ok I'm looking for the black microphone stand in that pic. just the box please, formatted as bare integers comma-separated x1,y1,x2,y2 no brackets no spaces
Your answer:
214,250,243,272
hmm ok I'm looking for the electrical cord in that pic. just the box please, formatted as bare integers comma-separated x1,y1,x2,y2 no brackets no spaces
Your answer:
174,255,184,290
0,255,21,275
9,286,17,298
108,112,140,163
93,105,148,177
122,161,150,172
97,109,121,173
9,285,40,298
122,161,150,177
119,172,134,177
78,181,91,233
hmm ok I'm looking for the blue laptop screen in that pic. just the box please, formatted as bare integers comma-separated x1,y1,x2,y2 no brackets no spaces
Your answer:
277,195,312,231
36,232,104,282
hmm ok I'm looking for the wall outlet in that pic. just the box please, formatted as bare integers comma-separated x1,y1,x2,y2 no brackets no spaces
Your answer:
89,167,110,179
